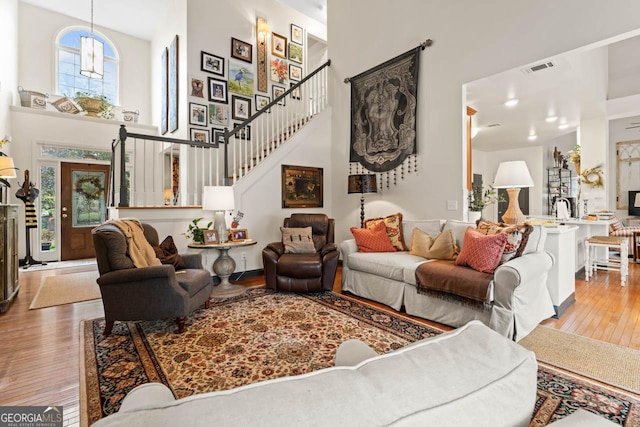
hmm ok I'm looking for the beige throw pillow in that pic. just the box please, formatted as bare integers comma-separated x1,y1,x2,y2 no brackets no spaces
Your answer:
281,227,316,253
409,228,457,260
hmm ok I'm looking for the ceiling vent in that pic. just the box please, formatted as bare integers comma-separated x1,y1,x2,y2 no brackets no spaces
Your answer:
521,61,556,74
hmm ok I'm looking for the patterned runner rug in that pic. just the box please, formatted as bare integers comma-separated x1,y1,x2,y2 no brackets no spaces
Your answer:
81,289,640,426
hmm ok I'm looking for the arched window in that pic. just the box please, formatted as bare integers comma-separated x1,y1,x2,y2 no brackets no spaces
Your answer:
56,28,119,103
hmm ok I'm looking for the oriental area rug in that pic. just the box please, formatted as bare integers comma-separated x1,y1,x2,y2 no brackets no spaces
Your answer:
81,289,640,426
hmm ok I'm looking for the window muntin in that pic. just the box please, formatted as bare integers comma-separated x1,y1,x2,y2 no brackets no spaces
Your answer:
56,28,118,103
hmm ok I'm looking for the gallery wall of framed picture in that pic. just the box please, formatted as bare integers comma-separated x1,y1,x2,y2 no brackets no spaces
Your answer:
183,20,306,146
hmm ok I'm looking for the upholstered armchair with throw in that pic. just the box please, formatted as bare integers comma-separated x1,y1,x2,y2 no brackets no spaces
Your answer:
262,213,339,293
92,222,213,335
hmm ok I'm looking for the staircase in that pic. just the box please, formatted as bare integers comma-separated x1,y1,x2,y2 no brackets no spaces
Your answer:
223,59,331,184
111,60,330,207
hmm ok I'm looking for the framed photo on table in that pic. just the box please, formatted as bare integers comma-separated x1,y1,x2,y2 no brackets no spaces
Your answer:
231,229,248,241
203,229,219,244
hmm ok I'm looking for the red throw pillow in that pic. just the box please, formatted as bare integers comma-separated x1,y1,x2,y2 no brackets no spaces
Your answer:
455,227,508,274
351,221,397,252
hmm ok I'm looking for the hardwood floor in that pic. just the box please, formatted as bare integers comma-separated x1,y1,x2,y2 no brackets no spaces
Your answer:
0,260,638,426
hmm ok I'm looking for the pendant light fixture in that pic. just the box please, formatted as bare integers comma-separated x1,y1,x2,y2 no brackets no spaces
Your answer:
80,0,104,79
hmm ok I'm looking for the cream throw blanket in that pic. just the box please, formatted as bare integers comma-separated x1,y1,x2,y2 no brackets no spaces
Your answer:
106,219,161,268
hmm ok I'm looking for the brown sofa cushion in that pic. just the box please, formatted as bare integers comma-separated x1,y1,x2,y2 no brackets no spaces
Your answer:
153,235,185,270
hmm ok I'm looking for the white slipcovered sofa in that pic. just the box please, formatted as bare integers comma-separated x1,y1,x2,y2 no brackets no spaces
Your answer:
91,321,539,427
340,219,556,341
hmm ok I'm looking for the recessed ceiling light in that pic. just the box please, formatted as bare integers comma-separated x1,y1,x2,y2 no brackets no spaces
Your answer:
528,134,538,141
545,116,558,123
504,98,519,107
558,124,569,130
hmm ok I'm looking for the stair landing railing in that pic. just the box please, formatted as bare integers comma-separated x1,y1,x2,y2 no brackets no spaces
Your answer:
223,59,331,184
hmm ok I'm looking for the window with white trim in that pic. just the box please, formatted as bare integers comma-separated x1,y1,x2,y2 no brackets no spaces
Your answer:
56,28,119,103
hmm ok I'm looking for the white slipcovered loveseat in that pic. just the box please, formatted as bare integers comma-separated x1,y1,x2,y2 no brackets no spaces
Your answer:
340,219,556,341
91,321,539,426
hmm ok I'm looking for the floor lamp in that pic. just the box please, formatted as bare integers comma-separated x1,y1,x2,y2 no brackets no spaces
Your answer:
348,174,377,228
492,161,533,225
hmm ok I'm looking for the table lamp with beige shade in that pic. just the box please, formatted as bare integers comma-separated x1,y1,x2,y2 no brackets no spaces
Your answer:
492,160,534,225
202,186,235,243
0,155,18,204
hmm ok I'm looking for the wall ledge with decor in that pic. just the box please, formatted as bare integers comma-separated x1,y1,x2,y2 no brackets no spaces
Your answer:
340,217,555,341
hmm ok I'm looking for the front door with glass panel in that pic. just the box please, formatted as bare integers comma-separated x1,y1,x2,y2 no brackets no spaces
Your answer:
60,162,110,260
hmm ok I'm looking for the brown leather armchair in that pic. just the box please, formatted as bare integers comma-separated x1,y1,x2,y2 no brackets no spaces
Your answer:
92,222,213,335
262,214,339,292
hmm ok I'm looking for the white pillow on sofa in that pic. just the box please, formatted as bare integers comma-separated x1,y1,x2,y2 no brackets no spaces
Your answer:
442,220,477,250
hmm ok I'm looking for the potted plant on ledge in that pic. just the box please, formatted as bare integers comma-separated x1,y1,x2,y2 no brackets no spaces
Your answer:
468,185,502,222
74,92,114,119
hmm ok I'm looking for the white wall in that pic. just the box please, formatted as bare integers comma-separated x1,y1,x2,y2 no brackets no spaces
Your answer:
328,0,640,244
0,0,19,148
17,3,151,123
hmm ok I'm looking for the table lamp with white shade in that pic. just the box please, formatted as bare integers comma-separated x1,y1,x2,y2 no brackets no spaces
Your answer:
0,156,18,204
202,186,235,243
492,160,534,225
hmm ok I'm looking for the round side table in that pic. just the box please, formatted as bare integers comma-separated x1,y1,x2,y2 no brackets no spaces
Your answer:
188,239,257,296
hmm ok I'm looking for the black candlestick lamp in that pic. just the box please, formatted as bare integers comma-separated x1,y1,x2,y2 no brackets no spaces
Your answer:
348,174,378,228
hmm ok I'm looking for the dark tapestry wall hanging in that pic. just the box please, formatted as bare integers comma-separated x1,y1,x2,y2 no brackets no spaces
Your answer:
350,47,420,173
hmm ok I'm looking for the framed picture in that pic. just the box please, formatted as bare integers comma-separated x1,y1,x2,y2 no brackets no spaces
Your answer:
281,165,323,208
168,34,179,133
291,24,303,45
272,85,286,106
271,32,287,58
189,102,208,126
289,64,302,82
209,103,229,126
208,77,228,103
271,58,289,84
160,47,168,134
231,38,252,63
290,83,301,100
255,94,271,112
228,58,254,97
230,229,248,241
288,43,303,64
201,51,225,76
203,229,219,244
233,122,251,140
190,76,205,98
190,128,210,143
211,127,225,147
231,95,251,120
